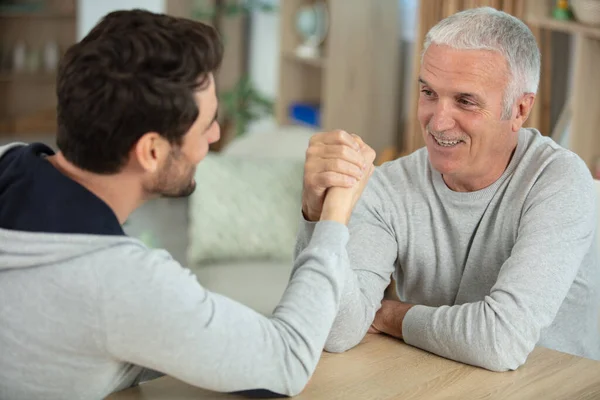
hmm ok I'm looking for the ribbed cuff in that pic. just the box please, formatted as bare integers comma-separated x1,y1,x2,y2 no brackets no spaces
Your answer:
308,220,349,252
402,304,436,350
296,212,318,248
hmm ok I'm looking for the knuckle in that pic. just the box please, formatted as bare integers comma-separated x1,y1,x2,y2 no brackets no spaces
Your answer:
332,130,347,141
318,173,330,187
331,158,344,171
340,145,354,160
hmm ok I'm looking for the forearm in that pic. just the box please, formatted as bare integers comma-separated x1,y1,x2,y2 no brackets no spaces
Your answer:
105,222,352,397
293,217,317,267
402,300,536,371
322,274,378,352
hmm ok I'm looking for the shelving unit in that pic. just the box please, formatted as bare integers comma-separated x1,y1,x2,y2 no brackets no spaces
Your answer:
276,0,400,155
526,0,600,174
0,0,77,136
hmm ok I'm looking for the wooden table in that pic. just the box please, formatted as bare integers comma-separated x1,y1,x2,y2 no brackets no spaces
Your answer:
108,334,600,399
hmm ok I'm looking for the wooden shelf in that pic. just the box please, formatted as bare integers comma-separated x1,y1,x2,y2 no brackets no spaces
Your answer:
0,72,57,83
0,11,75,19
524,0,600,172
282,50,327,68
527,16,600,39
0,0,75,136
0,109,57,135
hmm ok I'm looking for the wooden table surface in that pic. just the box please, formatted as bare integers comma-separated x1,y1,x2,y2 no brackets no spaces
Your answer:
108,334,600,400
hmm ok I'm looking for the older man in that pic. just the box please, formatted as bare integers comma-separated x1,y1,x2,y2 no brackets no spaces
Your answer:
297,7,599,371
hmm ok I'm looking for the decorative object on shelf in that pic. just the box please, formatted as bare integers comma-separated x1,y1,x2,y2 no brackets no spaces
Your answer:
552,0,573,20
12,40,26,72
571,0,600,25
289,102,321,128
26,46,40,72
294,1,328,59
43,40,59,72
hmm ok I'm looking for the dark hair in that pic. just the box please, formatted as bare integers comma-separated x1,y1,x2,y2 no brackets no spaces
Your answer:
56,9,223,173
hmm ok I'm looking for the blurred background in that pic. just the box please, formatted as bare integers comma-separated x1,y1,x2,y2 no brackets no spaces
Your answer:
1,0,599,313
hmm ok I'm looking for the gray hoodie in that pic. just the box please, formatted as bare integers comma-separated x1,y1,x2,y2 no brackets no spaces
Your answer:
0,143,350,399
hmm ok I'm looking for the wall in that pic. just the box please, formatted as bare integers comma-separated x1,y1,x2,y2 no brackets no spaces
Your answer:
77,0,165,40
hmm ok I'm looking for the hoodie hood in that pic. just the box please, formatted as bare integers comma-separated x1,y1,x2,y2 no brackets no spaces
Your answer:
0,142,128,271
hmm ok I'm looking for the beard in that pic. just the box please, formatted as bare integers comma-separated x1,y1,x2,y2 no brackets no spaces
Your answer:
150,150,197,198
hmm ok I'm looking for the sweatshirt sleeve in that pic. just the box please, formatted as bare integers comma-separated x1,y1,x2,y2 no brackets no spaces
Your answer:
293,172,399,353
402,155,598,371
99,221,349,397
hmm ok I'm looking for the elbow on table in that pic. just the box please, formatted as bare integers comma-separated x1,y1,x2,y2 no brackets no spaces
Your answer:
285,378,310,397
323,333,363,354
474,341,531,372
259,367,310,397
323,341,352,354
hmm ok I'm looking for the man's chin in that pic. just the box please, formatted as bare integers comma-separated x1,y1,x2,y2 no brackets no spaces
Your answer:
160,179,196,198
428,155,462,176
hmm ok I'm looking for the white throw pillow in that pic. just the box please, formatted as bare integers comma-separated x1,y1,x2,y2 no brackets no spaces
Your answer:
187,153,305,265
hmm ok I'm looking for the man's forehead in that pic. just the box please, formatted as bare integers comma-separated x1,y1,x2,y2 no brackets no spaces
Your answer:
420,48,506,94
425,45,505,73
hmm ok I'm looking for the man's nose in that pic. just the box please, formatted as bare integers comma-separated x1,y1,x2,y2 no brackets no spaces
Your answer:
429,100,456,132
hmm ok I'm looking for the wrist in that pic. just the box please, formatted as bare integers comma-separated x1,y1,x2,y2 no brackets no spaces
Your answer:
301,202,320,222
380,300,414,339
319,210,349,225
319,189,353,225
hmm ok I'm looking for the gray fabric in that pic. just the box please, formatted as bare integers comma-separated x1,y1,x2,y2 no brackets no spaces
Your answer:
0,141,352,400
295,128,600,371
190,260,293,316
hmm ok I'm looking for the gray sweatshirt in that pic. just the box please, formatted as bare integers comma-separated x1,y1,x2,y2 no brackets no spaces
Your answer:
0,143,350,399
295,128,600,371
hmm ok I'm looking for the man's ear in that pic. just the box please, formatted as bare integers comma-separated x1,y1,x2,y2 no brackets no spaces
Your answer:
132,132,169,173
511,93,536,132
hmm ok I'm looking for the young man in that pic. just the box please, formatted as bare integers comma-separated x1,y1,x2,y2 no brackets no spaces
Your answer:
298,7,599,371
0,9,375,399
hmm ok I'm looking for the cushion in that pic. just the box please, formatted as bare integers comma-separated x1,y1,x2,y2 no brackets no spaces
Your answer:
223,125,315,159
190,260,293,315
187,152,305,265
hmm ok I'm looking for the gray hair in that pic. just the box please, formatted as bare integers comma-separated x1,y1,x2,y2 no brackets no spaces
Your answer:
422,7,540,119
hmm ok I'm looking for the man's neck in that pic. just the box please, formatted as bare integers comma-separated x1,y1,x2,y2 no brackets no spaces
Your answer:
46,153,144,225
443,144,517,193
